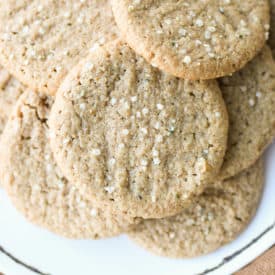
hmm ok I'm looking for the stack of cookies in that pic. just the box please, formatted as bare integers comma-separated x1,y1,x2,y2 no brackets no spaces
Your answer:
0,0,274,258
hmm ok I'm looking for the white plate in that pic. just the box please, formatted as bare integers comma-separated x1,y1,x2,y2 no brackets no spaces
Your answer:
0,143,274,275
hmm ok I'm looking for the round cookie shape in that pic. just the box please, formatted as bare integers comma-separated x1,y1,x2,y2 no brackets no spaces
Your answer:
111,0,270,80
219,46,275,180
0,91,139,239
0,66,24,134
0,0,118,95
128,159,264,258
49,42,228,219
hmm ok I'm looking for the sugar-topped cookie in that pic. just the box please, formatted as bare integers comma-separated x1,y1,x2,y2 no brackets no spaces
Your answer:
49,42,228,219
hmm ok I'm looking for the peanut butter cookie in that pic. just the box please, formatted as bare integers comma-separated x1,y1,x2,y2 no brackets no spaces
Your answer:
49,42,228,219
0,0,117,95
128,159,264,258
111,0,269,79
0,91,139,239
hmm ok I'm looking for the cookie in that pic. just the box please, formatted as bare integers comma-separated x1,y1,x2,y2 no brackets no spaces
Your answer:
0,65,24,134
219,46,275,180
49,42,228,219
128,159,264,258
0,90,139,239
111,0,269,80
269,0,275,56
0,0,118,95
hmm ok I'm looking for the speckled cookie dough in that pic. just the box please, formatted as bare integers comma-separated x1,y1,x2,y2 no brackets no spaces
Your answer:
111,0,269,80
219,46,275,180
0,91,140,239
128,159,264,258
49,42,228,220
0,0,118,95
0,65,24,134
269,0,275,56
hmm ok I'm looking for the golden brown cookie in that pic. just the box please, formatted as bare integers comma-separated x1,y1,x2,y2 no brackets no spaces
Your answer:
111,0,269,80
0,91,139,239
0,0,118,95
49,42,228,220
219,46,275,180
128,159,264,258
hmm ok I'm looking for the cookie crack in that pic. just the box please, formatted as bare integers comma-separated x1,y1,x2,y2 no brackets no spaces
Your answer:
23,103,47,125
